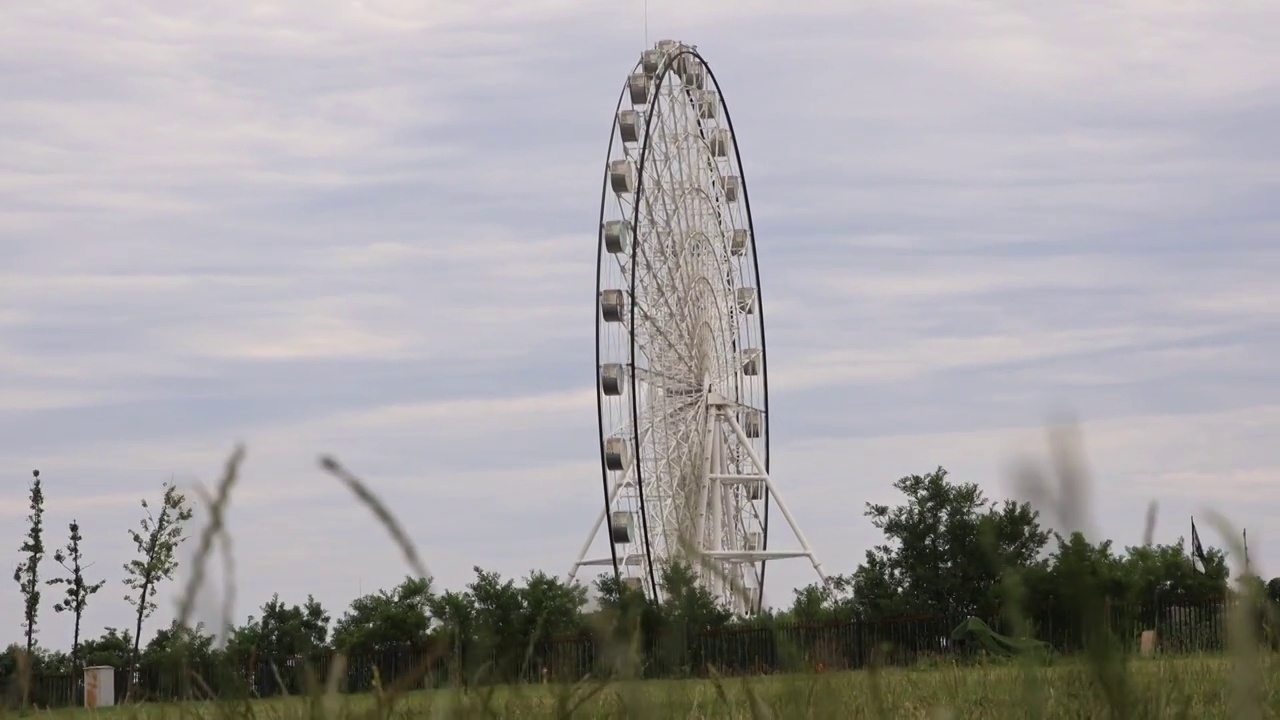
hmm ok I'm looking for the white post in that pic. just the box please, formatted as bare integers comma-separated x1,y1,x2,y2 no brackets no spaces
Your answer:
83,666,115,708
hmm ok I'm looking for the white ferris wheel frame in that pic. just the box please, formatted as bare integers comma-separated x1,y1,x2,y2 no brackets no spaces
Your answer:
568,40,825,615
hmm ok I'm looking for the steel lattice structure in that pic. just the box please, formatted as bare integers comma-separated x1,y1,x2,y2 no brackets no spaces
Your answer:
569,40,825,615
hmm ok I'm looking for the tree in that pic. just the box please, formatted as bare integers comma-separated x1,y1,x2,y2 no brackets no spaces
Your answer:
77,627,135,671
591,572,658,644
331,577,430,655
853,467,1050,620
142,621,216,670
122,481,194,678
518,570,588,644
515,571,588,681
427,588,477,684
466,568,527,677
1017,531,1125,649
787,574,859,625
1267,577,1280,606
13,469,46,656
46,519,107,663
1120,540,1228,609
238,594,332,660
658,561,731,631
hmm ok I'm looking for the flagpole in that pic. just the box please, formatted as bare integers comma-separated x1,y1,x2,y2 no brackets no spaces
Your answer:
1190,515,1196,573
1190,516,1207,575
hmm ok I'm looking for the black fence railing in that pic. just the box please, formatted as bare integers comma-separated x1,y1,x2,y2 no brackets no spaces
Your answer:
3,601,1237,710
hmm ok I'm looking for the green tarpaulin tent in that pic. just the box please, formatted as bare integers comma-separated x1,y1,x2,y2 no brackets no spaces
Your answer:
949,616,1049,656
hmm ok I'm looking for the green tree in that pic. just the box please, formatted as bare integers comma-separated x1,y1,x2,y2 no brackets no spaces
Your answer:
240,594,332,660
518,570,587,645
13,469,46,656
1018,531,1125,649
1121,540,1228,608
587,573,660,678
658,561,731,630
331,577,430,655
1047,532,1125,596
848,553,912,619
515,570,588,681
426,588,476,683
466,568,526,678
788,574,859,624
122,481,194,679
77,627,135,670
0,642,61,701
853,467,1050,620
46,519,107,663
591,573,663,648
142,621,216,670
657,561,734,675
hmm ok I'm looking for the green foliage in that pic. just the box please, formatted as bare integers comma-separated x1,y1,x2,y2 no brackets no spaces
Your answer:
466,567,525,674
332,578,427,655
12,470,46,656
123,481,195,672
1266,578,1280,605
76,626,135,671
226,593,332,667
427,589,477,667
144,621,216,667
409,565,585,679
659,561,732,630
520,570,589,642
787,468,1235,633
848,467,1051,621
45,519,107,662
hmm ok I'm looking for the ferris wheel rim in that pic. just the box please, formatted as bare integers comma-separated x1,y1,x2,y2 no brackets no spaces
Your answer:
595,45,774,610
593,77,630,595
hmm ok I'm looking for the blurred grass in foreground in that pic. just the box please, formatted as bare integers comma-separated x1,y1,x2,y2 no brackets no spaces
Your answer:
12,656,1280,719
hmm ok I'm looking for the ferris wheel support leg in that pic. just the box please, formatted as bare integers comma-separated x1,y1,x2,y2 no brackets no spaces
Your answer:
711,422,729,600
693,407,716,577
568,506,606,583
722,412,828,582
568,476,626,582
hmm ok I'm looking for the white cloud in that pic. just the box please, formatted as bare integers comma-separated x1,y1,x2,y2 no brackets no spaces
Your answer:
170,296,417,362
769,325,1225,390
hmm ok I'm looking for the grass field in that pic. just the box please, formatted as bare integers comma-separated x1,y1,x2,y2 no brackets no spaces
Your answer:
13,654,1278,719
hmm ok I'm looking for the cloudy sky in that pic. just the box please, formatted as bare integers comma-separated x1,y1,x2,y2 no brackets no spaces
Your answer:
2,0,1278,649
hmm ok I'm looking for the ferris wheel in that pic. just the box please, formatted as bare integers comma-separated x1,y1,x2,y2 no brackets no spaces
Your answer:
568,40,825,614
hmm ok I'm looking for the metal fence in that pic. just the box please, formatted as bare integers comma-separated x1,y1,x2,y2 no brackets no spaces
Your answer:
3,601,1236,709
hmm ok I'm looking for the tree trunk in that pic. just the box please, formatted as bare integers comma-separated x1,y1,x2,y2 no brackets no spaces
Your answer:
25,596,36,655
128,578,152,697
72,609,82,664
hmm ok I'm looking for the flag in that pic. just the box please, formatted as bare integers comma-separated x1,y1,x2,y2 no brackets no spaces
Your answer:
1191,516,1208,573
